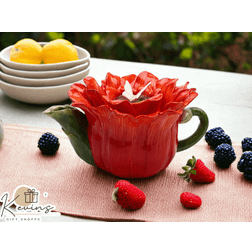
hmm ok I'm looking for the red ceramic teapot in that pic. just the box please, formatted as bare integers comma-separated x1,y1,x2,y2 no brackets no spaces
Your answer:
45,71,208,179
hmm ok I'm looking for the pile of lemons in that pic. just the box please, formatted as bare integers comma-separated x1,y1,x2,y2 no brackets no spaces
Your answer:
10,38,79,64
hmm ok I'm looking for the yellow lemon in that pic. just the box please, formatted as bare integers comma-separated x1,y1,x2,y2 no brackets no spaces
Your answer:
41,39,79,64
10,38,43,64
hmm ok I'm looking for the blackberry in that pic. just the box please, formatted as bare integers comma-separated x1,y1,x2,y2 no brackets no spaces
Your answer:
38,132,60,155
205,127,231,149
205,127,224,142
241,137,252,152
214,143,236,168
237,151,252,180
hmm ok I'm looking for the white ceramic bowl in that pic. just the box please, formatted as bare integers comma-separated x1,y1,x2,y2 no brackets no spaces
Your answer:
0,42,90,71
0,61,89,79
0,78,84,104
0,65,90,87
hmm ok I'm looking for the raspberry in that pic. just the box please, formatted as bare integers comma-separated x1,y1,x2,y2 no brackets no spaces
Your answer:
38,132,60,155
214,143,236,168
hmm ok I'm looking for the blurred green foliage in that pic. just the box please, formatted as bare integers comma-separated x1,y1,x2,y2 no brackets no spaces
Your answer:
1,32,252,74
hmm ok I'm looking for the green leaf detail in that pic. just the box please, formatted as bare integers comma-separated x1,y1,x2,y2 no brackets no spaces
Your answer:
186,159,194,167
43,105,95,166
177,156,197,182
182,166,189,171
189,170,196,175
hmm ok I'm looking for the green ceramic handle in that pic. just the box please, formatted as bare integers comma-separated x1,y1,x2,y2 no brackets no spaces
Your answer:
177,107,209,152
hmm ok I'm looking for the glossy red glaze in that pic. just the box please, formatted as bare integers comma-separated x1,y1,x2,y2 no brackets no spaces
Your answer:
69,71,198,178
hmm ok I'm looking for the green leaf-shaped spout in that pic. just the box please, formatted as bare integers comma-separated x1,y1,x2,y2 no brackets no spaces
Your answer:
43,105,95,166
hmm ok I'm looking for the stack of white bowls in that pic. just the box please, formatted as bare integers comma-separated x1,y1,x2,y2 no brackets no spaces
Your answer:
0,42,90,105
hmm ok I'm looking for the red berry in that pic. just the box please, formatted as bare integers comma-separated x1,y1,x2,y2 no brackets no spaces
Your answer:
112,180,146,210
180,192,202,209
178,156,215,183
190,159,215,183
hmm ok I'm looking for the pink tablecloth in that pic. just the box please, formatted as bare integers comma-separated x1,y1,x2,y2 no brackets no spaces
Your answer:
0,124,250,222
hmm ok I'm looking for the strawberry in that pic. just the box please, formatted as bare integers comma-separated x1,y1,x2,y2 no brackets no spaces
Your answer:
112,180,146,210
178,156,215,183
180,192,202,209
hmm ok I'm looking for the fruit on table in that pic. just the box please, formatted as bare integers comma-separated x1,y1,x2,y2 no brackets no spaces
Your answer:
205,127,232,149
41,39,79,64
180,192,202,209
38,132,60,155
178,156,215,183
10,38,43,64
214,143,236,168
241,137,252,152
112,180,146,210
237,151,252,180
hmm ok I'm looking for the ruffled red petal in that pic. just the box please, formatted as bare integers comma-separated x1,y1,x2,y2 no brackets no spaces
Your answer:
121,74,137,85
86,89,108,107
68,83,95,106
133,71,159,95
83,76,102,93
69,71,198,118
103,72,123,89
131,94,163,116
103,86,123,100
